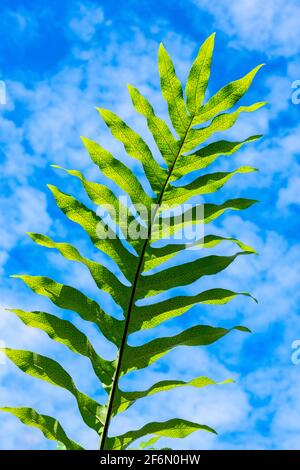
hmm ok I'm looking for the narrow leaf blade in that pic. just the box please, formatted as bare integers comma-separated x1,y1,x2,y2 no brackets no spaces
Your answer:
0,407,83,450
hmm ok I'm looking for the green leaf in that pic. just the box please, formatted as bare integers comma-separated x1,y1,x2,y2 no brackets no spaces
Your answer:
5,309,115,386
97,108,166,193
0,407,83,450
170,135,261,183
155,198,258,240
130,288,256,333
0,348,106,433
6,38,265,450
183,103,265,153
128,85,180,167
137,435,161,450
163,166,258,207
51,165,142,252
137,251,251,299
105,418,217,450
12,275,124,346
81,137,151,208
122,325,250,373
27,233,130,314
47,184,135,281
186,33,215,114
145,231,257,271
113,376,232,415
195,64,265,125
158,43,190,137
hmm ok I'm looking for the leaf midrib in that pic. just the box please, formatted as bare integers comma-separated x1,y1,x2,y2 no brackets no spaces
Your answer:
99,113,195,450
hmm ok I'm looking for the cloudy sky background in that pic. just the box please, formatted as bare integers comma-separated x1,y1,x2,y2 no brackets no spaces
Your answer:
0,0,300,449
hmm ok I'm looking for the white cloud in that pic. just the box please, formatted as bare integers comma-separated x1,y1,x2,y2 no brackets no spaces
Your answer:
194,0,300,57
277,176,300,208
69,2,104,42
219,122,300,192
215,216,300,328
265,75,293,116
111,348,250,449
0,186,51,272
1,8,38,42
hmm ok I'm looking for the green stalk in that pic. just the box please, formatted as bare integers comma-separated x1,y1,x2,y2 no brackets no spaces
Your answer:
99,115,195,450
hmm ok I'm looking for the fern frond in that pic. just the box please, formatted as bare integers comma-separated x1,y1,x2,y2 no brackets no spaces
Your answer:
2,34,265,450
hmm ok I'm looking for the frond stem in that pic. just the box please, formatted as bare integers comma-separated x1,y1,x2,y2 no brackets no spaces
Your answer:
99,114,195,450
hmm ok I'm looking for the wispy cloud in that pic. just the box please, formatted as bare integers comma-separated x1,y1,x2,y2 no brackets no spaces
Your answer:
193,0,300,57
69,2,105,42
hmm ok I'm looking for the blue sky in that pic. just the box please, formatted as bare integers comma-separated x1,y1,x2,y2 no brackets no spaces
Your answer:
1,0,300,450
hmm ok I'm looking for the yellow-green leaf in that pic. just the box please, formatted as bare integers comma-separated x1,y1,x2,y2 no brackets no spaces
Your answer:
130,288,256,333
137,251,252,299
128,85,180,167
5,309,115,386
1,348,106,433
105,418,216,450
195,64,265,125
11,275,124,345
186,33,215,114
97,108,166,193
158,43,190,137
113,376,232,415
0,407,83,450
122,325,250,373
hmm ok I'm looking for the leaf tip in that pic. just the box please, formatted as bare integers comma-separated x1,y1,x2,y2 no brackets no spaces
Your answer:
236,325,252,334
225,378,235,384
26,232,35,240
261,100,268,106
4,307,14,313
96,107,110,121
158,42,166,54
254,63,266,74
95,106,104,116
